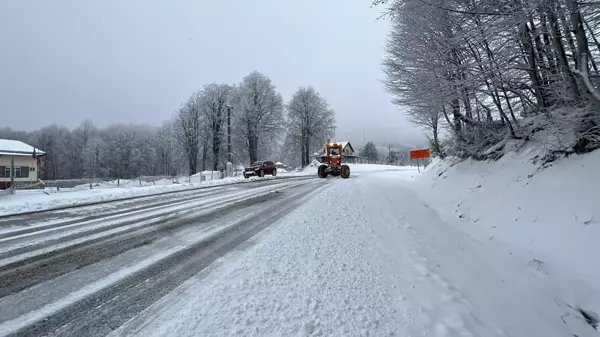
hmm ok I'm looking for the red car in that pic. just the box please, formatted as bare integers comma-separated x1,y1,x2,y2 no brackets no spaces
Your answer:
243,161,277,178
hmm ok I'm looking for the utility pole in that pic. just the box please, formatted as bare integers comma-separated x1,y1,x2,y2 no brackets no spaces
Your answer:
9,155,14,194
225,104,233,177
227,105,232,163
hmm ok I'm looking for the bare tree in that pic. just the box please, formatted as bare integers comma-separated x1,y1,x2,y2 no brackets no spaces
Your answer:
32,125,71,180
100,125,137,179
174,96,203,175
378,0,600,158
129,125,158,176
287,86,336,167
155,122,179,176
407,106,445,157
199,84,232,171
231,71,284,164
72,120,97,179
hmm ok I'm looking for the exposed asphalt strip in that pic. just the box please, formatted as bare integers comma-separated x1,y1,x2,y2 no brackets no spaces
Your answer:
0,186,238,240
0,180,312,298
0,179,327,337
0,175,315,219
0,180,298,248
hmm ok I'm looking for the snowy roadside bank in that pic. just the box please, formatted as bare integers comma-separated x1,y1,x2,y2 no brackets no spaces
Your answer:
0,173,311,217
411,149,600,287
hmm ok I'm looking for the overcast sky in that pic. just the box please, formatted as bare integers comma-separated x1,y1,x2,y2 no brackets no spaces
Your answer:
0,0,425,147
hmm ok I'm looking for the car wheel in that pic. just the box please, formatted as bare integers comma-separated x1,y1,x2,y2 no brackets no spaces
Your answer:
272,169,277,176
243,174,249,179
259,170,265,177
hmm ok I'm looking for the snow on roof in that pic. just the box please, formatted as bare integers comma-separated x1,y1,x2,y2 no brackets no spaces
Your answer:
330,141,354,152
340,142,352,151
0,139,45,156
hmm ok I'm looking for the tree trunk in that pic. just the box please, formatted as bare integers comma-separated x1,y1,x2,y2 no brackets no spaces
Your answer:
212,121,222,171
300,131,307,167
546,0,581,102
188,152,197,175
201,135,208,172
519,22,547,108
540,11,561,92
567,0,600,107
248,134,259,164
431,121,443,158
451,98,462,134
303,136,311,168
557,0,578,69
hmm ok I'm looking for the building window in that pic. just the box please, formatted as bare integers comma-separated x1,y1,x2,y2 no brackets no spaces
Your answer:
0,167,29,178
20,167,29,178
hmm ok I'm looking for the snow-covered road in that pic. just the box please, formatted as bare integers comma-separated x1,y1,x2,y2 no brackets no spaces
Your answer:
110,169,599,337
0,177,326,336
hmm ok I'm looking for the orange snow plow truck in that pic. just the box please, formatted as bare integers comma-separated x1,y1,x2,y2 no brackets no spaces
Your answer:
317,142,351,179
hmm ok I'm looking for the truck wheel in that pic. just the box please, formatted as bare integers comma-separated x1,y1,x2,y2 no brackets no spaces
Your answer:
341,165,350,179
318,165,328,178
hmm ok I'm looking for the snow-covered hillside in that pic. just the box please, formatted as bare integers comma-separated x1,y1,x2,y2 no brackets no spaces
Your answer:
413,149,600,287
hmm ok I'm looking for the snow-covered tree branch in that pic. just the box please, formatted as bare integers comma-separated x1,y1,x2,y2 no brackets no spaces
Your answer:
231,71,285,164
287,86,336,166
378,0,600,158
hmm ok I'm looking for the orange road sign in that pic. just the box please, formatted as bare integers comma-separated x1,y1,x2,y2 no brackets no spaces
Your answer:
410,148,430,160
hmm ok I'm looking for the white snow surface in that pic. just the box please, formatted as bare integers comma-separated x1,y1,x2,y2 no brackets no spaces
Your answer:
112,157,598,337
414,149,600,287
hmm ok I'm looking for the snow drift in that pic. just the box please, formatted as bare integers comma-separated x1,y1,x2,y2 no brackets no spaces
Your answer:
413,148,600,288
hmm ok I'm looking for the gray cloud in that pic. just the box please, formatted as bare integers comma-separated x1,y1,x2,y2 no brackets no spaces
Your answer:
0,0,424,146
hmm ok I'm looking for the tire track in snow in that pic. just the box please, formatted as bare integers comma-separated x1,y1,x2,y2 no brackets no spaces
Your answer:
107,178,406,337
0,179,327,337
0,175,316,219
0,176,312,234
0,179,312,298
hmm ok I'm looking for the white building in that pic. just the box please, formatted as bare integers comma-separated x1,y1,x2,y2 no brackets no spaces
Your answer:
0,139,45,189
337,141,355,156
